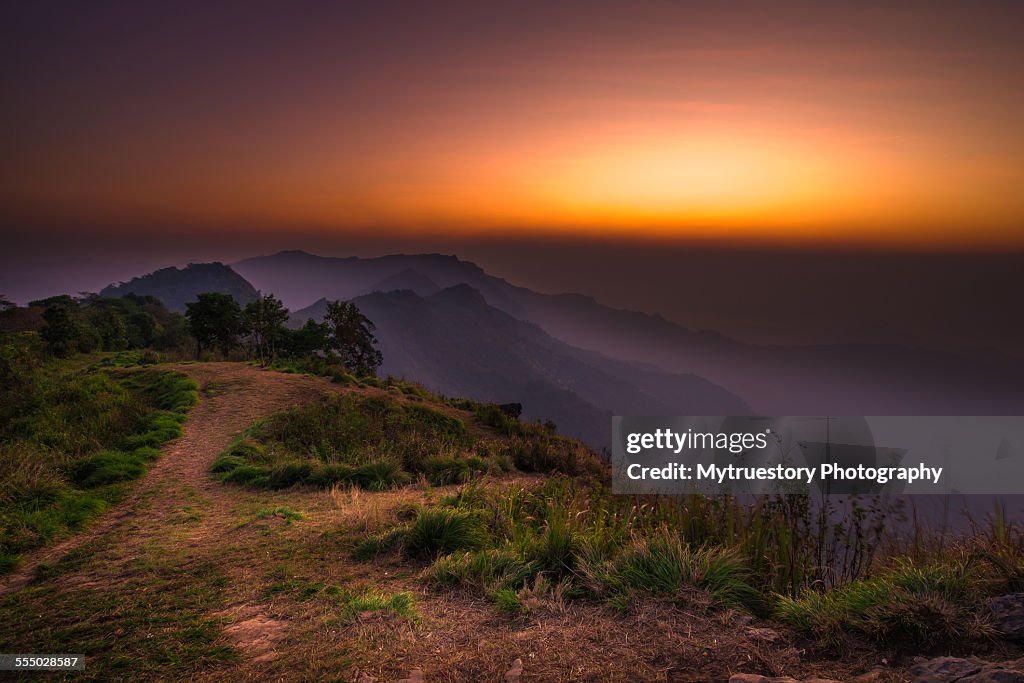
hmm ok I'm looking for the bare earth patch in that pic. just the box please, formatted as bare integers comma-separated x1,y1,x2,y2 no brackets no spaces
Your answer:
218,605,289,663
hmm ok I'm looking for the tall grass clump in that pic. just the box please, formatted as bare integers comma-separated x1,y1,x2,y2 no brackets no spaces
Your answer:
403,508,489,560
585,527,765,614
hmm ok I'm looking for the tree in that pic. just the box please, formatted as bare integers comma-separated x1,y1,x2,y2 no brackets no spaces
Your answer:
280,318,330,358
323,300,383,376
242,294,289,366
40,303,88,357
185,292,243,359
91,306,129,350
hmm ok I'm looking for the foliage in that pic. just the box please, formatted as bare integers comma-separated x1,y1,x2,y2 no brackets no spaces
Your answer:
323,299,383,377
242,293,289,366
279,318,330,359
40,302,96,357
22,294,188,357
185,292,244,358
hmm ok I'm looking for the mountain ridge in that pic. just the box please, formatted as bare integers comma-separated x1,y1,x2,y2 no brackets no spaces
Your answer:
290,284,749,447
238,250,1024,415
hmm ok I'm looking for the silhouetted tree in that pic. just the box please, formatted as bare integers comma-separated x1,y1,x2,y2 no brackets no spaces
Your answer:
323,300,383,376
243,294,289,366
280,318,330,358
185,292,243,359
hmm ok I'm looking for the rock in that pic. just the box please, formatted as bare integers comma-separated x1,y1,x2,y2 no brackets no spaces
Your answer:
909,656,1024,683
504,658,523,683
989,593,1024,641
909,657,984,681
969,672,1024,683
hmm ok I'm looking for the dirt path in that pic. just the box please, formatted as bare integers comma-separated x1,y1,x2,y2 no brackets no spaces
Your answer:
0,362,333,597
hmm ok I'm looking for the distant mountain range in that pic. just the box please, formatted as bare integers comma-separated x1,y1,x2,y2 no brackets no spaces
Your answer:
102,250,1024,448
291,285,748,446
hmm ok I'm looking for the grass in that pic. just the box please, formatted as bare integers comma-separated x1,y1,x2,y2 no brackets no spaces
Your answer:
213,391,601,492
341,477,1023,654
0,352,198,572
255,506,305,524
0,549,237,681
402,507,489,560
263,565,419,622
580,528,766,614
196,360,1024,657
774,558,980,648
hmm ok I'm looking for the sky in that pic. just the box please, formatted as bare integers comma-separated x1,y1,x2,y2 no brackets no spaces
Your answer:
3,0,1024,251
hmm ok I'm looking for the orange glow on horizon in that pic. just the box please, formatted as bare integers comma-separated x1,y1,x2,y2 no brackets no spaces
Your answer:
4,2,1023,250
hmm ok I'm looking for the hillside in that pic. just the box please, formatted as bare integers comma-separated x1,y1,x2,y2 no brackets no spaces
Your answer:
101,262,259,313
238,250,1024,415
3,361,1021,682
291,285,749,447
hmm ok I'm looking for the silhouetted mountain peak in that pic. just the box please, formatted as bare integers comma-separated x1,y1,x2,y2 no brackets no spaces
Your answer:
430,283,489,310
100,262,258,313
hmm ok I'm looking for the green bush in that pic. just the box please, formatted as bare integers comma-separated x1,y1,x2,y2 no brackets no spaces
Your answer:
309,463,357,487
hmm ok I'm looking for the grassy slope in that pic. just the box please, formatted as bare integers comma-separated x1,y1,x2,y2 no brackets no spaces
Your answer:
0,362,1021,682
0,349,197,571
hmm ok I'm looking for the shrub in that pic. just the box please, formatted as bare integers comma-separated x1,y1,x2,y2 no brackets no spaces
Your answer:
493,586,524,615
420,454,475,485
309,463,357,487
507,434,603,477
